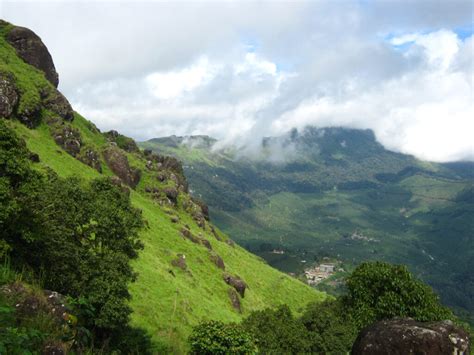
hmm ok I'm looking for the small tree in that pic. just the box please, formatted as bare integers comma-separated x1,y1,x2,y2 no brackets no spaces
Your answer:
343,261,453,329
189,321,256,355
301,299,357,354
242,305,311,354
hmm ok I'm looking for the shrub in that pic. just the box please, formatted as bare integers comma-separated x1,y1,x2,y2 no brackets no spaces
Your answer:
301,299,357,354
343,261,453,329
242,305,311,354
189,321,256,355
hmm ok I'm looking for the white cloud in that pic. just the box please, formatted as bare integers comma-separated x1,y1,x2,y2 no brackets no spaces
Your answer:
146,57,219,100
2,1,473,162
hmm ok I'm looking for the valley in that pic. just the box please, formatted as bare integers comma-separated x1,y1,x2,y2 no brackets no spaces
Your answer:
141,129,474,324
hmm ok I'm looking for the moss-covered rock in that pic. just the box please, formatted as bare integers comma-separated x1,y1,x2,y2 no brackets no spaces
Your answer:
103,145,141,188
0,71,18,118
5,23,59,87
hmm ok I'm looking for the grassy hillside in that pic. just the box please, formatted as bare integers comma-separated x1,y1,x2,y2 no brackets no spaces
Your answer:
140,130,474,324
0,21,325,352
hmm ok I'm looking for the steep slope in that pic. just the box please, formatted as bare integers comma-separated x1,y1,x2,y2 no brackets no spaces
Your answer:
0,20,325,352
140,129,474,324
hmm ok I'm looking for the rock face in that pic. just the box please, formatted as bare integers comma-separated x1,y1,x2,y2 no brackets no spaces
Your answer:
6,25,59,87
0,71,18,118
352,318,471,355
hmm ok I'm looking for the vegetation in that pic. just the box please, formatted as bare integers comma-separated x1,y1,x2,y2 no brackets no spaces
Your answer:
0,120,150,352
344,261,453,329
242,305,311,353
189,321,256,354
190,261,461,354
141,129,474,324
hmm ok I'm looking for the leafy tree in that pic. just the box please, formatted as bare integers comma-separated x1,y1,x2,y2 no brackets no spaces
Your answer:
343,261,453,329
189,321,256,355
301,299,357,354
242,305,311,354
0,119,42,256
0,121,148,349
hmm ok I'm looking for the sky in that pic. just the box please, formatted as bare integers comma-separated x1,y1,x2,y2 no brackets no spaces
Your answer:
2,0,473,162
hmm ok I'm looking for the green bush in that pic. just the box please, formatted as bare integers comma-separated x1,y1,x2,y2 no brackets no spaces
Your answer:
242,305,311,354
301,299,357,354
0,120,150,351
343,261,453,329
189,321,256,355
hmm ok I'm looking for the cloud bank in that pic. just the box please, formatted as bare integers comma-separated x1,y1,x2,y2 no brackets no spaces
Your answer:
2,0,473,162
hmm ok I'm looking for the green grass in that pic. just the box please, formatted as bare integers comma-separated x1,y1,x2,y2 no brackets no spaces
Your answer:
6,118,325,352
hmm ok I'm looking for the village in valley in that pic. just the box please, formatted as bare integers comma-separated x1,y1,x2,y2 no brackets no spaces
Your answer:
303,260,343,286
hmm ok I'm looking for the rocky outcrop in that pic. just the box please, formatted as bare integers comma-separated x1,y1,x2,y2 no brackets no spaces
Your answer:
53,125,82,157
164,187,179,204
209,253,225,270
200,237,212,250
181,228,201,245
103,146,141,188
146,152,188,191
43,90,74,122
352,318,471,355
192,197,210,221
5,24,59,87
105,130,139,153
210,226,222,241
0,71,18,118
78,148,102,172
223,274,247,298
228,288,241,313
1,282,71,325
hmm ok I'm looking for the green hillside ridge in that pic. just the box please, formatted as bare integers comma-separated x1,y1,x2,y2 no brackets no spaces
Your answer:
140,129,474,325
0,20,324,352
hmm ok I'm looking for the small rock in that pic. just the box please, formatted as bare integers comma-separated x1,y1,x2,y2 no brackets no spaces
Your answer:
164,187,179,204
181,228,201,245
223,273,247,298
200,238,212,250
228,288,241,313
28,152,40,162
171,254,187,270
209,253,225,270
